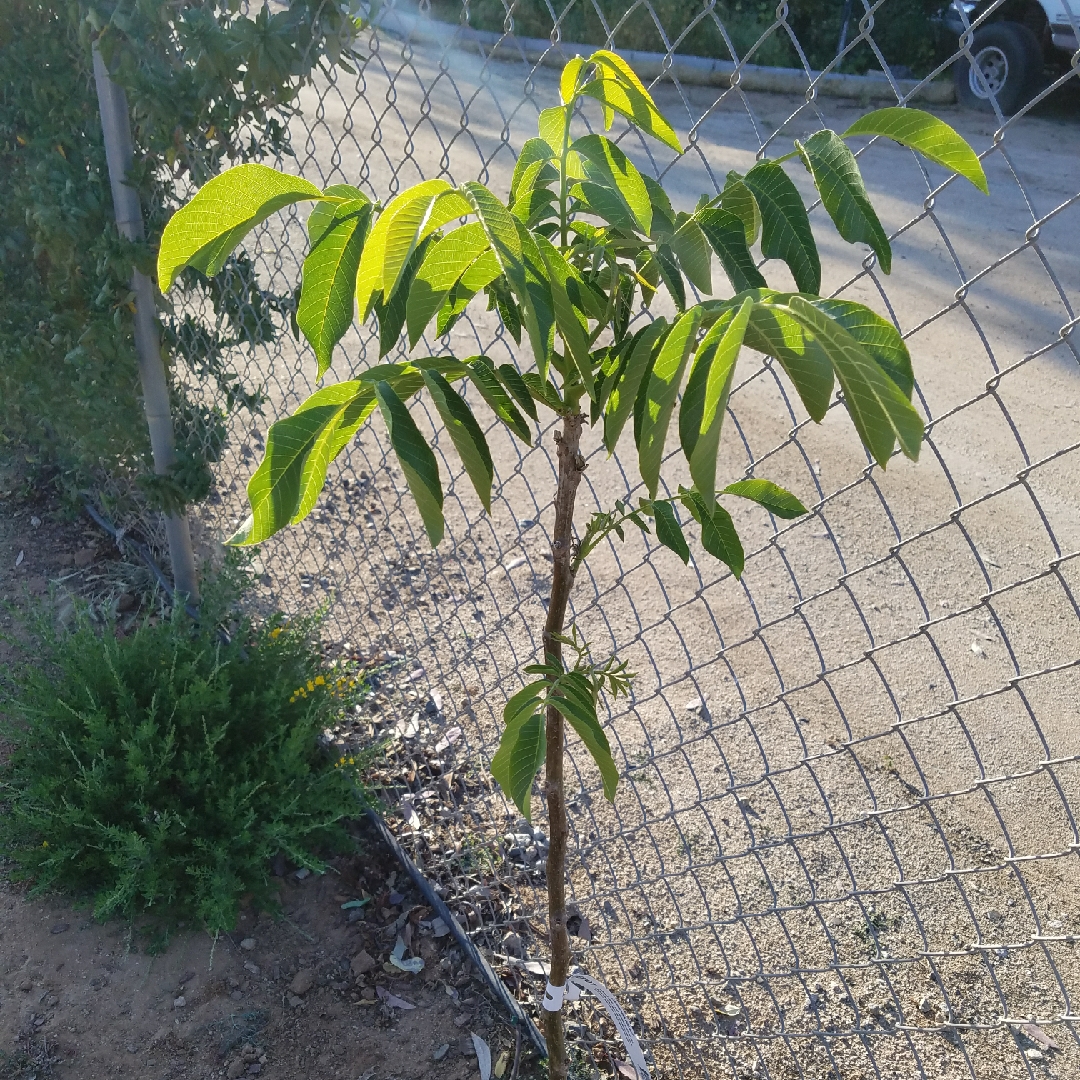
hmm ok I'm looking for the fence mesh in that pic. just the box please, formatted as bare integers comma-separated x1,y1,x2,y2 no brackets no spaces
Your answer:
176,1,1080,1076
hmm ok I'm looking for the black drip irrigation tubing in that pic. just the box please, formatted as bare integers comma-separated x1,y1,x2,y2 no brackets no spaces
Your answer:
81,501,546,1056
367,810,548,1058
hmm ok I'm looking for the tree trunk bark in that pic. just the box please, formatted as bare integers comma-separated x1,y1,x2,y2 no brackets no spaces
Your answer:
542,413,586,1080
92,43,200,606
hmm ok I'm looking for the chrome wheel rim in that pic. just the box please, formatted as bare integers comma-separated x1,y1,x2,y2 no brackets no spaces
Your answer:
969,45,1010,99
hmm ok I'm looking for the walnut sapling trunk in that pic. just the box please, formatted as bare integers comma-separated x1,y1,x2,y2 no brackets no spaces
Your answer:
158,57,987,1079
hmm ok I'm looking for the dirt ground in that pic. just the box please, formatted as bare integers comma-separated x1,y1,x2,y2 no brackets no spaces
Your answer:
0,475,529,1080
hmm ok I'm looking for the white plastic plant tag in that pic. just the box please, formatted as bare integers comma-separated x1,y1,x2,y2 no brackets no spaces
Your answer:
544,974,650,1080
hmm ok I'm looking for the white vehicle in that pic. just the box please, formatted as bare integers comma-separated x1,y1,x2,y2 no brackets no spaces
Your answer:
943,0,1079,111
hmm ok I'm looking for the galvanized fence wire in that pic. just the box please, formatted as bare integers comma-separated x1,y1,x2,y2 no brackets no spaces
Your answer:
176,1,1080,1076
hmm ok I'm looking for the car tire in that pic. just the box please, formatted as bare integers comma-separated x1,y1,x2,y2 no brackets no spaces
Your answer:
953,21,1043,114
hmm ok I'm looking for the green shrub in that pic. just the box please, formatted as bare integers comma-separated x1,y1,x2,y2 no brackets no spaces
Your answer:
0,580,369,933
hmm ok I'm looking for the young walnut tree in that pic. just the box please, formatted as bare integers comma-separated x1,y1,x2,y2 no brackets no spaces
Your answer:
159,53,986,1079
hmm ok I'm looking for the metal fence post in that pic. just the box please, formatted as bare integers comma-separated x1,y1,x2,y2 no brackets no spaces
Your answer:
91,42,200,606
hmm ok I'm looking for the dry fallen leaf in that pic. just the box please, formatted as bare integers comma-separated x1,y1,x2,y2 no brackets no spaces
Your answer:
615,1063,643,1079
401,795,421,830
375,985,416,1010
1021,1022,1060,1051
471,1033,492,1080
434,725,462,753
494,1049,510,1077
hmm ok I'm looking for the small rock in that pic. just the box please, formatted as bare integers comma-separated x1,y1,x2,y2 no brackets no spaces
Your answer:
240,937,256,951
518,518,535,529
116,592,136,612
918,995,935,1016
243,961,260,976
433,1043,450,1061
294,867,311,881
351,950,376,977
685,698,703,712
361,987,376,1000
51,923,70,935
30,516,41,528
985,909,1003,924
500,932,524,958
288,995,304,1008
73,547,96,568
247,1065,262,1076
227,1059,246,1079
126,1045,137,1055
1024,1049,1043,1061
173,996,186,1009
289,968,315,996
347,908,366,924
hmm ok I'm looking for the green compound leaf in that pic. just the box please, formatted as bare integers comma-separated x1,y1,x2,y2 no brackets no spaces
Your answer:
843,107,988,195
555,671,619,802
466,358,533,445
651,499,690,564
604,318,669,452
637,308,702,497
744,161,821,295
306,185,369,245
680,297,752,510
798,130,891,274
721,172,761,246
355,179,454,321
796,297,913,398
510,139,558,205
722,478,808,519
681,487,745,577
787,295,923,466
298,202,372,378
496,364,539,421
374,236,434,357
406,223,490,347
697,208,767,294
572,133,652,235
583,51,682,152
373,380,444,546
491,681,548,821
464,182,555,377
534,232,593,396
158,163,324,292
421,369,494,512
229,381,375,546
670,216,712,293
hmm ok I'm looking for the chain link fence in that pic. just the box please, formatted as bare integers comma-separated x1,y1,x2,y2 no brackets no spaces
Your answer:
173,1,1080,1075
